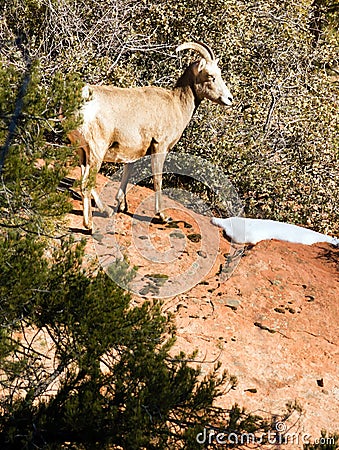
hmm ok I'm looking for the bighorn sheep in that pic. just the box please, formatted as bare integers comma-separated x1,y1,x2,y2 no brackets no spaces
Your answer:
68,41,233,231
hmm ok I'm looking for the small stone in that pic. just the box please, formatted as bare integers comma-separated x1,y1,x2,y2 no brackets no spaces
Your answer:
183,221,193,228
224,299,241,310
254,322,276,333
170,231,185,239
92,232,104,242
166,222,179,228
317,378,324,387
176,303,187,311
187,233,202,243
139,285,151,296
148,284,160,294
245,388,257,394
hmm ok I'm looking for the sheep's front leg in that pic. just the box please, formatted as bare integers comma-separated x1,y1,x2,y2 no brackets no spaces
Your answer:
151,152,170,222
116,162,134,213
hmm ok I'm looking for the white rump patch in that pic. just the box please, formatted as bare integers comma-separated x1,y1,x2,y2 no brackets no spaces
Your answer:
81,95,98,126
81,85,91,100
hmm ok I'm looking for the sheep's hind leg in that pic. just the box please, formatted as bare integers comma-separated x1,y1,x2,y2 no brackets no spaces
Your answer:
152,152,171,223
91,188,113,217
81,163,93,231
116,162,134,213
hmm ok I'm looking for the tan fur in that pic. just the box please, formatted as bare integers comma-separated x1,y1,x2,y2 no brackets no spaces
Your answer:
68,42,233,230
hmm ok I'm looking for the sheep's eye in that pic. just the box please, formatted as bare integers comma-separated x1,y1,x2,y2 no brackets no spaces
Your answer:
210,76,216,82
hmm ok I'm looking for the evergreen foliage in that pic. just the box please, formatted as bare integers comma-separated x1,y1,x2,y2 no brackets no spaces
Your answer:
0,61,81,233
1,0,338,448
2,0,338,232
304,432,339,450
0,4,275,446
127,0,339,233
0,230,275,449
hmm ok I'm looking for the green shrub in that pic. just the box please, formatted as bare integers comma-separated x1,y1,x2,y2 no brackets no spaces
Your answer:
304,431,339,450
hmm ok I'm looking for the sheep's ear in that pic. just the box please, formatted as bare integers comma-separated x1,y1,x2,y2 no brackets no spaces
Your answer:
215,58,219,64
197,58,207,72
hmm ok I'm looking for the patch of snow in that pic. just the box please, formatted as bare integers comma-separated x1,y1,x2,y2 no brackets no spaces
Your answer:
211,217,339,246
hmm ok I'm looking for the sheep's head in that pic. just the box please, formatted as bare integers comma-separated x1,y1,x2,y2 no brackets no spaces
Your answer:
176,41,233,107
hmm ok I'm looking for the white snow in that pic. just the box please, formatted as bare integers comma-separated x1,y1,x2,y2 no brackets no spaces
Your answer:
211,217,339,246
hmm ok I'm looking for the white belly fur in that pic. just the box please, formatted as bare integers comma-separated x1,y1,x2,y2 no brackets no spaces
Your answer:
211,217,339,246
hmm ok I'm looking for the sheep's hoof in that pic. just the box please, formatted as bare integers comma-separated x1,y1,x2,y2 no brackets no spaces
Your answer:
82,226,93,235
96,202,114,217
116,201,128,214
103,206,114,218
153,212,172,224
83,216,93,234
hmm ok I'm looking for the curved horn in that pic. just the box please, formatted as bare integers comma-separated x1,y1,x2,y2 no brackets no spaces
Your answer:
194,41,215,61
176,41,215,62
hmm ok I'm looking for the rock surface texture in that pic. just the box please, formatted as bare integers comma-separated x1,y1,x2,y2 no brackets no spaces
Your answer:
68,169,339,447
